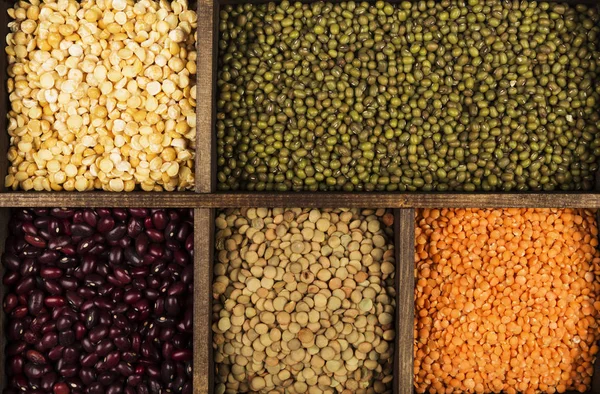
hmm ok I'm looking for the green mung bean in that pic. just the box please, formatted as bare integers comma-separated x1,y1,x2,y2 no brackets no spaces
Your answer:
216,0,600,192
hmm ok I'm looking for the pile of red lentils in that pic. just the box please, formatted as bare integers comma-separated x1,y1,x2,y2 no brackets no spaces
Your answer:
415,208,600,393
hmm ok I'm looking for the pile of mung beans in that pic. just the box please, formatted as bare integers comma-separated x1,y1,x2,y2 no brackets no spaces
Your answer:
5,0,197,191
213,208,396,394
217,0,600,192
414,208,600,393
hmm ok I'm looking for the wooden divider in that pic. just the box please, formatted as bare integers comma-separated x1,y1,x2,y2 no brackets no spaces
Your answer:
195,209,215,394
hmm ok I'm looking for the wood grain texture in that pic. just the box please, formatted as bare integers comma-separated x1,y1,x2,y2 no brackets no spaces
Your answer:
194,209,215,394
1,192,600,208
395,209,415,394
196,0,217,193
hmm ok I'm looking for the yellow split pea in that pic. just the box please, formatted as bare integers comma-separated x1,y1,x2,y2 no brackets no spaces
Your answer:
5,0,197,191
213,208,397,394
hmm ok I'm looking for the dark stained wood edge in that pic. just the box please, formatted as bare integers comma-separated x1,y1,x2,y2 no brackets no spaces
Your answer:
196,0,217,193
0,208,9,392
194,208,215,394
1,192,600,208
395,209,415,394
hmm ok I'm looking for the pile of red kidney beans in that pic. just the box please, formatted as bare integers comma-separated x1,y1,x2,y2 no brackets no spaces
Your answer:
2,208,194,394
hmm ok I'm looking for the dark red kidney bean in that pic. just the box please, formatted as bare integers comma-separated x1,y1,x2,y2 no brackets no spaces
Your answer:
77,236,96,255
97,216,115,233
84,274,104,288
131,267,149,278
59,364,79,378
63,377,83,391
116,361,134,377
112,209,128,221
9,356,24,375
124,247,142,266
59,278,78,292
113,335,131,351
82,209,98,227
164,223,177,242
172,376,186,391
147,244,164,258
111,302,128,315
125,386,137,394
43,279,63,295
129,208,149,218
175,222,191,242
12,305,29,318
79,254,97,275
107,384,123,394
25,363,46,379
145,228,164,243
96,208,111,217
96,339,114,356
22,221,38,235
59,330,75,346
113,266,131,284
63,346,80,364
48,236,70,250
3,253,21,271
147,276,160,289
61,244,76,255
152,211,168,229
25,233,47,248
80,352,99,368
117,236,132,249
109,326,123,339
185,233,193,253
165,240,180,251
159,328,175,342
45,296,66,308
40,267,62,279
106,225,127,242
79,288,96,300
65,291,83,310
79,368,97,386
142,254,157,266
144,288,160,301
51,208,75,219
137,384,149,394
127,375,142,387
74,321,86,340
150,261,166,276
121,351,139,363
12,374,28,391
56,315,75,331
41,372,58,391
108,246,123,265
81,337,95,353
4,293,19,313
8,319,25,340
14,276,34,294
135,233,149,256
72,210,84,224
173,249,189,266
47,345,64,361
127,218,144,238
42,320,57,334
93,297,112,310
88,243,107,255
162,342,174,360
89,324,109,343
154,298,165,316
7,341,27,356
167,282,186,297
47,218,62,235
146,365,160,379
181,264,193,285
103,351,121,369
182,382,192,394
27,290,45,316
98,371,118,386
37,228,52,241
26,349,47,365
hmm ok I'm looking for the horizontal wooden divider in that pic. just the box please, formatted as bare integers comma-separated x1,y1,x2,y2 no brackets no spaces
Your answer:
0,192,599,209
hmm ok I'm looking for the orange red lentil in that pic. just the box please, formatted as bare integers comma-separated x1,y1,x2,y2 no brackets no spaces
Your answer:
414,208,600,394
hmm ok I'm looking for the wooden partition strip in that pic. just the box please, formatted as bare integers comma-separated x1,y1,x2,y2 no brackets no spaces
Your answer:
395,208,415,394
0,209,9,392
196,0,217,193
2,192,600,208
194,208,215,394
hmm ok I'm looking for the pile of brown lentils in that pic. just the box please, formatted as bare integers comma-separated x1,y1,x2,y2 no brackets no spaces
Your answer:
212,208,396,394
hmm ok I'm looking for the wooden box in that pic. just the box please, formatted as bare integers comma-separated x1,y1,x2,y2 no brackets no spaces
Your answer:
0,0,599,393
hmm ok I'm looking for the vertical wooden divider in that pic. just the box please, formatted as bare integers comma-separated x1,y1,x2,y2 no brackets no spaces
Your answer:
194,208,215,394
196,0,218,193
394,208,415,394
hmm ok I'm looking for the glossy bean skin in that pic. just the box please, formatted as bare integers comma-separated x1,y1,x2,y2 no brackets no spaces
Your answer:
2,208,194,392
